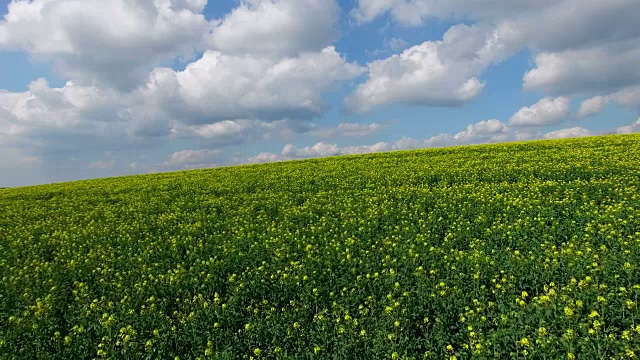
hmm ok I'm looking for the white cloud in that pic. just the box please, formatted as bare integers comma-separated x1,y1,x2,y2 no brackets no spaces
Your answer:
208,0,339,57
513,130,542,141
171,119,312,145
137,46,365,126
282,142,341,157
384,37,408,51
247,141,387,163
346,23,513,113
453,119,509,143
616,118,640,134
352,0,640,97
351,0,556,26
578,96,608,117
523,44,640,94
247,152,288,164
0,0,209,90
0,78,125,152
164,149,222,167
341,142,393,154
508,97,571,127
577,85,640,118
543,127,592,139
310,122,382,138
608,85,640,109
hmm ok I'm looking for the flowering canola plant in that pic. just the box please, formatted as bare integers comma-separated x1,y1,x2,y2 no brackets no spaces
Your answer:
1,134,640,359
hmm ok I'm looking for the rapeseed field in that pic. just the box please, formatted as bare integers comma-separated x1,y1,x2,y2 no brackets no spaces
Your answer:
1,134,640,359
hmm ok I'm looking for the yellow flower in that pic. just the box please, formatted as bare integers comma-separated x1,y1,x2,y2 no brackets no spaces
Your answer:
593,320,602,330
626,300,636,309
564,329,575,339
564,306,574,317
622,330,631,341
626,349,635,358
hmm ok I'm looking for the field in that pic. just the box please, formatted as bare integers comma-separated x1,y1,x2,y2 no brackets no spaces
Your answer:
1,134,640,359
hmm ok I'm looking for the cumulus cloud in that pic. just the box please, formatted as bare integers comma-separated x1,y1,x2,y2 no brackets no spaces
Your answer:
577,85,640,118
282,142,340,158
171,119,313,146
616,118,640,134
384,37,408,51
346,23,514,113
453,119,509,143
0,45,363,139
578,96,608,117
163,149,222,168
310,122,382,138
0,78,126,153
607,85,640,109
136,46,365,126
247,152,287,164
208,0,339,57
0,0,209,90
508,97,571,127
351,0,556,26
543,127,593,139
352,0,640,98
341,142,393,154
248,141,392,163
523,44,640,94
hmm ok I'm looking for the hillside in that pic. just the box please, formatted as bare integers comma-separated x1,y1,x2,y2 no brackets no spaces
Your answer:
1,134,640,359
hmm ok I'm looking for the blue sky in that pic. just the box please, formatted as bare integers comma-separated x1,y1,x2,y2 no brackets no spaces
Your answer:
0,0,639,187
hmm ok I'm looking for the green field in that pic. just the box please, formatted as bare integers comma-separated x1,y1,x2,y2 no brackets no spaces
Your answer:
2,134,640,359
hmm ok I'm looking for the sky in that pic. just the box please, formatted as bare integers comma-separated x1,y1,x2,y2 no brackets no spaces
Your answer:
1,0,639,187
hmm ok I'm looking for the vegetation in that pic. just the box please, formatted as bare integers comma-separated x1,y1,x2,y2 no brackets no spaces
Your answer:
1,134,640,359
